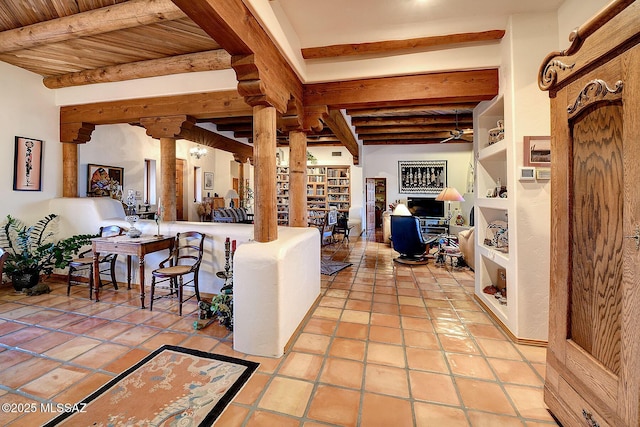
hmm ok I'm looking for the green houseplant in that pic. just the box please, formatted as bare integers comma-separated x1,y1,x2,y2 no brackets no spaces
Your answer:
0,214,96,291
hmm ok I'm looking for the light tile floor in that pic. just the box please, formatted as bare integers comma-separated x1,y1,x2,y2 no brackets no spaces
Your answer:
0,233,559,426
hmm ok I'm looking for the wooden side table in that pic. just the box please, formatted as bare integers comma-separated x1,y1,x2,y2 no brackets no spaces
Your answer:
92,235,174,308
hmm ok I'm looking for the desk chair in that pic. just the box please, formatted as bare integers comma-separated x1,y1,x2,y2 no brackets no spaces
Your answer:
67,225,125,299
150,231,205,315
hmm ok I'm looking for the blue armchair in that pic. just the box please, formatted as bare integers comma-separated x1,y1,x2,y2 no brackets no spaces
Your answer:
390,215,429,264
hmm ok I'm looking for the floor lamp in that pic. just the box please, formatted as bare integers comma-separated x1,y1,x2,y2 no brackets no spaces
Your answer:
435,187,465,235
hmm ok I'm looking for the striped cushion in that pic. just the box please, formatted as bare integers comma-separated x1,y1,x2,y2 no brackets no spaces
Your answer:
213,208,249,222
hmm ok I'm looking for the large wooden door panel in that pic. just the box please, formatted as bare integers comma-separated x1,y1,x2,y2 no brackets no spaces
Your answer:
542,15,640,426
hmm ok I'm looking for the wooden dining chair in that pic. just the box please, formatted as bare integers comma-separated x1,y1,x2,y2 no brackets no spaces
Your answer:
149,231,205,316
67,225,125,299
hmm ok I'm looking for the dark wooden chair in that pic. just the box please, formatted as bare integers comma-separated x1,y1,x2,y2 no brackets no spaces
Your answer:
0,248,8,284
67,225,125,299
149,231,205,315
310,208,338,245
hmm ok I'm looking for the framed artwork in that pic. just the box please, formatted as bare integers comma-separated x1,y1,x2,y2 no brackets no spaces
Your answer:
87,164,124,197
398,160,447,194
524,136,551,166
13,136,43,191
204,172,214,190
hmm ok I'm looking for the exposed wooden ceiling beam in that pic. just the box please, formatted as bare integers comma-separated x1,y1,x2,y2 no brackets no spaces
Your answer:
352,115,472,126
43,49,231,88
321,109,360,164
60,90,252,125
347,103,478,117
305,69,498,109
301,30,505,59
0,0,185,53
361,132,459,140
180,124,252,162
363,139,471,145
356,125,467,134
173,0,303,112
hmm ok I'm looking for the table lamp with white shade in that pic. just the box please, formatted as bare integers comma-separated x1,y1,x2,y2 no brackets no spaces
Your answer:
435,187,465,220
225,189,239,208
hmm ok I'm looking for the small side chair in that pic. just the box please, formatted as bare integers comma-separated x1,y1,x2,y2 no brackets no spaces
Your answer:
67,225,125,299
149,231,205,315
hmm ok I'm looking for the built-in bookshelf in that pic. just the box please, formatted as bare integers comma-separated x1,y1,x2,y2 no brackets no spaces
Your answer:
275,165,351,225
307,165,350,221
276,166,289,225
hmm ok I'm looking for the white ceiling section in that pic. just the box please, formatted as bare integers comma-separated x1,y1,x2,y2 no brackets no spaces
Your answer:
245,0,565,83
274,0,565,47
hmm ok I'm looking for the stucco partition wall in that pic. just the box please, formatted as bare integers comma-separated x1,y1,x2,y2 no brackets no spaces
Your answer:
234,226,321,357
48,197,254,294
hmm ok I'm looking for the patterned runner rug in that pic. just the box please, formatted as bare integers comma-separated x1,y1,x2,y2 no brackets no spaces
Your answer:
44,345,258,427
321,259,352,275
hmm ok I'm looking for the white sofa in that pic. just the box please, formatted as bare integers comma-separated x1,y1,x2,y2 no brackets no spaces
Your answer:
458,227,475,270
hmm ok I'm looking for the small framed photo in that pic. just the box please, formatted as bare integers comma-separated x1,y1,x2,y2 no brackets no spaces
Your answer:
524,136,551,167
204,172,214,190
13,136,43,191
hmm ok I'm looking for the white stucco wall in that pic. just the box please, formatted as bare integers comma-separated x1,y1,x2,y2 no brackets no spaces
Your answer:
0,62,61,223
557,0,612,48
506,13,557,341
362,143,474,220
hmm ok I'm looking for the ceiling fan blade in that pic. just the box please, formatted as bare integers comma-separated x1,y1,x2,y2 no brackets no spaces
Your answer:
440,136,455,143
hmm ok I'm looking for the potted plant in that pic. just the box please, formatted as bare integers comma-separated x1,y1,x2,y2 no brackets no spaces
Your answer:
0,214,96,291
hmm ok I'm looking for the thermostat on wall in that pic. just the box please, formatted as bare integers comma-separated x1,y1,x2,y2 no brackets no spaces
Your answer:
519,167,536,181
536,168,551,180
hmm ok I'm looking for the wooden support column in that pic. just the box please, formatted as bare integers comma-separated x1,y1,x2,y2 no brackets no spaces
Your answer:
253,105,277,242
62,143,78,197
237,157,245,207
288,130,308,227
160,137,177,222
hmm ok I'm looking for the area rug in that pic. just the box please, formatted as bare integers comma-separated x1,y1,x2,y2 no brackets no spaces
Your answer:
44,345,259,427
321,259,352,275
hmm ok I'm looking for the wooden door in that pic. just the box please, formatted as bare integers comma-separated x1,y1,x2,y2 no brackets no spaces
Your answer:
546,44,640,427
175,158,184,220
365,178,376,232
374,178,386,228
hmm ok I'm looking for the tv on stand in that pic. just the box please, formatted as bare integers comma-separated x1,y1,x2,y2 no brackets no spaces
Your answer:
407,197,445,219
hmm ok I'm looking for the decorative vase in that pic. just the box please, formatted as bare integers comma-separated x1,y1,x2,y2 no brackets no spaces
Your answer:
11,269,40,292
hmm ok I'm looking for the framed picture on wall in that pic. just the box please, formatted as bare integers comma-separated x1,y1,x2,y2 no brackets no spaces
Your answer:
523,136,551,166
87,164,124,197
204,172,214,190
13,136,43,191
398,160,447,194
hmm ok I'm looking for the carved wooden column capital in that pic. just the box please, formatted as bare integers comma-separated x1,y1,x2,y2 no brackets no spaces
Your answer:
232,54,295,114
140,114,196,139
60,122,96,144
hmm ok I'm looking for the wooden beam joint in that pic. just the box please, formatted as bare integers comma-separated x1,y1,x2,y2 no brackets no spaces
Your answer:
139,115,196,139
60,122,96,144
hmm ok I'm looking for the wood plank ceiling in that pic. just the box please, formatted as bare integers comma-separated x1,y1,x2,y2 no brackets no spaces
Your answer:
0,0,490,149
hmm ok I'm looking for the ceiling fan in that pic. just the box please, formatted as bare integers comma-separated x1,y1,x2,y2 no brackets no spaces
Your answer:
440,110,473,143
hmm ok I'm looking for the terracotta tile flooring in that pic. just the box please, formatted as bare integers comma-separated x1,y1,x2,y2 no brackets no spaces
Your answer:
0,234,559,426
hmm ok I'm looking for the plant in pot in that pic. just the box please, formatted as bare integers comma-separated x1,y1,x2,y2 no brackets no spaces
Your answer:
0,214,97,292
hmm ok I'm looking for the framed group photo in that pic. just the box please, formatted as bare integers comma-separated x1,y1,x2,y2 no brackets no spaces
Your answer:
13,136,43,191
398,160,447,194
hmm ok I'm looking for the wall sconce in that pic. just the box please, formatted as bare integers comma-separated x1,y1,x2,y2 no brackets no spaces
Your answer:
190,146,208,159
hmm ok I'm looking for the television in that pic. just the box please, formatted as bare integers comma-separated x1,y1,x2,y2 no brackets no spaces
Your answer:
407,197,445,218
